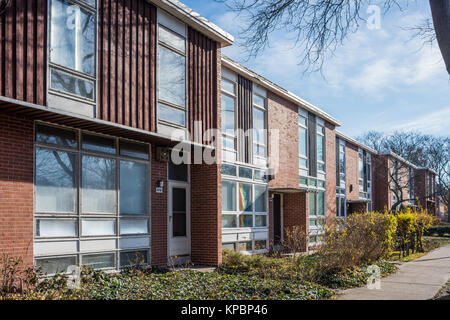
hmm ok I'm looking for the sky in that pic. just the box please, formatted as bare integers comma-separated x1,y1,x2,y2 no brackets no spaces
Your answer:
181,0,450,139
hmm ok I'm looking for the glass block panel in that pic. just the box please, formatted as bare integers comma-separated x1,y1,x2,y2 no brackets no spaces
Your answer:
36,219,77,237
254,185,267,212
82,253,115,269
120,218,149,235
239,167,252,179
222,214,237,228
82,134,116,154
119,140,149,160
35,124,77,148
36,256,77,275
82,155,116,213
120,161,149,214
222,181,236,212
120,250,148,267
239,184,253,212
239,214,253,227
81,219,116,236
35,148,77,213
221,164,237,176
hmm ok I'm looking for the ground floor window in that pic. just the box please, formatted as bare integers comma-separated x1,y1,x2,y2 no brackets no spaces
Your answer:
34,123,151,274
308,188,326,246
221,163,268,252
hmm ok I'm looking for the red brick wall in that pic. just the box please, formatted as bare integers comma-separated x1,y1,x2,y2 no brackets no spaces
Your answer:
190,162,222,266
150,145,168,266
282,192,308,251
345,142,359,201
373,154,390,211
0,114,34,266
267,91,299,189
325,122,336,220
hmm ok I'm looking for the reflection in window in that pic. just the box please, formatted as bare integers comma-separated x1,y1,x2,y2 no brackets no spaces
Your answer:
35,148,77,213
239,184,253,212
35,124,77,148
50,69,94,99
222,214,237,228
120,161,149,214
222,181,236,212
254,185,267,212
82,155,116,213
82,253,115,270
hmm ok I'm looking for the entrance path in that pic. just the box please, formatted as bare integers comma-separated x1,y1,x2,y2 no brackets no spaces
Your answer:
337,244,450,300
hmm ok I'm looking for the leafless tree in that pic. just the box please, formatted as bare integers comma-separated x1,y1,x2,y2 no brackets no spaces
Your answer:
218,0,450,75
358,131,450,215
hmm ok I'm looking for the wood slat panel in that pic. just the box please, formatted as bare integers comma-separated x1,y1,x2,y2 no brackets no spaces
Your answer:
97,0,156,130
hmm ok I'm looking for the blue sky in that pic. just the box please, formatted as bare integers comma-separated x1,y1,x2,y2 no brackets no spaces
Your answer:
182,0,450,138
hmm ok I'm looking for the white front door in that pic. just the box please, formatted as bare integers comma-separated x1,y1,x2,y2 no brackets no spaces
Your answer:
168,182,190,264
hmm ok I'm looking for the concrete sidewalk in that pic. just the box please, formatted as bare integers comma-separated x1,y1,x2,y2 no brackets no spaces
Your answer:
337,244,450,300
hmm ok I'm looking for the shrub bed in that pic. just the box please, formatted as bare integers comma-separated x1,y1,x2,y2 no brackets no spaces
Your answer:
9,267,333,300
425,224,450,237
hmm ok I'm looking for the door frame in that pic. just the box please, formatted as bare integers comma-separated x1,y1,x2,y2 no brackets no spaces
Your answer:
167,180,191,263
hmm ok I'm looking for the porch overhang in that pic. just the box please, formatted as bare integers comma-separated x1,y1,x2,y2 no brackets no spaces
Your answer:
269,187,306,193
0,96,214,150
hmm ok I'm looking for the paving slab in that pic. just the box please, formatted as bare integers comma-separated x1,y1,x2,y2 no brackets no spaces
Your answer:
337,244,450,300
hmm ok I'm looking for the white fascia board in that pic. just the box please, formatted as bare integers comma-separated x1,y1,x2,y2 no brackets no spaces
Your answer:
149,0,234,47
335,130,378,155
221,56,342,127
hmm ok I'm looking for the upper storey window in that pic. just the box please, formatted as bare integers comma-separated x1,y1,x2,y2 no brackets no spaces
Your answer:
298,109,308,170
221,68,238,161
157,11,187,129
49,0,96,101
316,119,325,172
252,85,267,164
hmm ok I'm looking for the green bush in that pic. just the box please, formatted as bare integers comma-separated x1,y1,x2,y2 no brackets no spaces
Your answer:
425,224,450,237
395,208,433,256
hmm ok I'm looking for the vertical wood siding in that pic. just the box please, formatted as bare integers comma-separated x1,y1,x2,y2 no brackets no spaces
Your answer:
237,74,253,163
98,0,156,131
0,0,47,105
188,27,218,144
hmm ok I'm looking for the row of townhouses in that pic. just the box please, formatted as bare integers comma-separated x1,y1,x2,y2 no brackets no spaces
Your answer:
0,0,437,273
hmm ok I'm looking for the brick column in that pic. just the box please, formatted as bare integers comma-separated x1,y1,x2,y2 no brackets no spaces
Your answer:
282,192,308,251
0,114,34,267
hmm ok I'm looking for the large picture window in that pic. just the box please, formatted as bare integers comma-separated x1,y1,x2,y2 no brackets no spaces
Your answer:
49,0,96,101
157,13,187,129
34,124,150,274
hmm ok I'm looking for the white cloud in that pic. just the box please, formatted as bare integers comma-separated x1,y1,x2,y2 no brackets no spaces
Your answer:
386,108,450,135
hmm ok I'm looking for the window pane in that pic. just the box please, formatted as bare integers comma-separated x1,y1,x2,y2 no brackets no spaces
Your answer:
299,127,307,157
221,94,235,131
158,103,186,126
318,192,325,216
172,188,186,212
158,46,186,108
50,0,95,75
36,124,77,148
239,184,252,212
120,251,148,267
120,161,149,214
222,136,235,150
222,181,236,212
299,177,307,185
239,167,252,179
298,114,307,126
255,215,267,227
82,253,115,269
254,144,266,157
299,157,308,168
340,198,345,217
168,160,188,181
222,214,237,228
254,170,266,181
253,94,265,108
82,155,116,213
318,162,325,172
237,241,252,251
253,108,265,144
254,240,267,250
172,188,187,237
158,26,185,52
317,135,324,161
36,256,77,275
239,215,253,227
173,212,186,237
36,219,77,237
221,79,235,94
309,218,317,227
222,243,235,251
254,185,267,212
221,164,237,176
82,134,116,154
308,193,316,216
119,141,149,160
81,219,116,236
120,218,149,235
35,148,76,213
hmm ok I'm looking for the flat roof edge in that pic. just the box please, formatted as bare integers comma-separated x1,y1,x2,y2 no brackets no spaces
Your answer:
151,0,234,47
221,56,342,127
335,130,378,154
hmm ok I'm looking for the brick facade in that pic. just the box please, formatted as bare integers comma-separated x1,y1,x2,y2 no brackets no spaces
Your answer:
325,122,336,220
281,192,308,251
345,142,359,202
0,114,34,266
